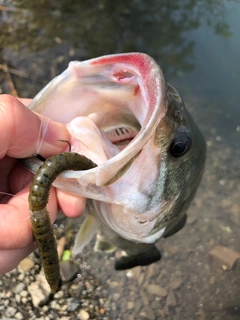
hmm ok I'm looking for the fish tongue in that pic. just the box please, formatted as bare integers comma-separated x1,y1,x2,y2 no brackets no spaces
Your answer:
66,116,119,164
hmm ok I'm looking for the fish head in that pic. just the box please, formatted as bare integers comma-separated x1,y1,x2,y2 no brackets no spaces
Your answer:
26,53,206,244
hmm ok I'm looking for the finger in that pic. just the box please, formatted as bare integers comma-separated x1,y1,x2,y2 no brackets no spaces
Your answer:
0,243,36,274
0,185,59,250
9,161,34,194
17,98,32,106
0,94,70,159
57,189,86,217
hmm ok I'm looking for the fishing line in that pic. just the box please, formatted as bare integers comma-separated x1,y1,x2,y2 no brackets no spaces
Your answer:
36,116,50,154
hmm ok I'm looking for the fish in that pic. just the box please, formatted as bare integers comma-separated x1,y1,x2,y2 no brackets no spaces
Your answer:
22,52,206,273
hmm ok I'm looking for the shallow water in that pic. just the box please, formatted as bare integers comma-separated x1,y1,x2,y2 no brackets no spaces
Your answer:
0,0,240,319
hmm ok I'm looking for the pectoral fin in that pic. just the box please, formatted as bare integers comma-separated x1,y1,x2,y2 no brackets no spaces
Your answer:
72,215,98,255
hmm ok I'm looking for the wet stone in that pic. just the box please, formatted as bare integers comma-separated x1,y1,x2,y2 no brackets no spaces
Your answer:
140,306,155,320
151,299,161,309
170,278,183,290
131,266,141,278
112,293,121,301
146,284,167,297
166,290,177,307
147,264,161,278
209,276,216,285
127,301,134,309
134,299,142,313
187,214,197,225
138,273,145,286
140,291,149,305
208,245,240,269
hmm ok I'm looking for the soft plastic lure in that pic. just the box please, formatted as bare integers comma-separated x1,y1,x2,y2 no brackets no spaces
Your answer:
28,152,97,293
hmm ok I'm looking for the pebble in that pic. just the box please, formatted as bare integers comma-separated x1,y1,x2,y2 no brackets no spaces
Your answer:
134,299,142,313
138,273,145,286
140,306,155,320
78,309,90,320
127,301,134,309
170,278,183,290
60,260,79,282
5,307,17,317
14,282,26,294
146,284,167,297
18,273,25,281
140,291,149,305
28,270,51,307
112,293,121,301
51,300,60,310
208,245,240,269
67,297,80,312
166,290,177,307
108,281,119,288
131,266,141,278
21,297,28,304
54,290,64,299
18,258,35,272
151,300,161,309
20,290,29,298
15,312,24,319
187,214,197,225
209,276,215,285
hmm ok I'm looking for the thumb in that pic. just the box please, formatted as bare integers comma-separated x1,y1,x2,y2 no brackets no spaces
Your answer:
0,95,70,159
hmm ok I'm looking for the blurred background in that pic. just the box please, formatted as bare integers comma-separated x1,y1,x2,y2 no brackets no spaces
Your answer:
0,1,240,319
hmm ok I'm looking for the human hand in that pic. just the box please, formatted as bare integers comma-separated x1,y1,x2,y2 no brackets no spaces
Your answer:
0,95,86,274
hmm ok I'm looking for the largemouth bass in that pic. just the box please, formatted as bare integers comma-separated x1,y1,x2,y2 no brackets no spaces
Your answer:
23,53,206,272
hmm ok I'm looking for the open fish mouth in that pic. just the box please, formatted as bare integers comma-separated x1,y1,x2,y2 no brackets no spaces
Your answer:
29,53,167,188
23,52,206,247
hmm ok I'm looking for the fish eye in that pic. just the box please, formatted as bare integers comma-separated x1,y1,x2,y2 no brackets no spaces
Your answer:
170,136,192,158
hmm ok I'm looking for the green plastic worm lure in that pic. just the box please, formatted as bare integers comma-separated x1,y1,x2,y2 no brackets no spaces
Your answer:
28,152,97,293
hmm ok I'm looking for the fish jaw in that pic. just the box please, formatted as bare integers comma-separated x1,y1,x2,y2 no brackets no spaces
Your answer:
29,53,167,187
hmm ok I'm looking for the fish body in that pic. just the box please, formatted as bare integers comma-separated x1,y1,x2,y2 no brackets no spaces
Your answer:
23,53,206,269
